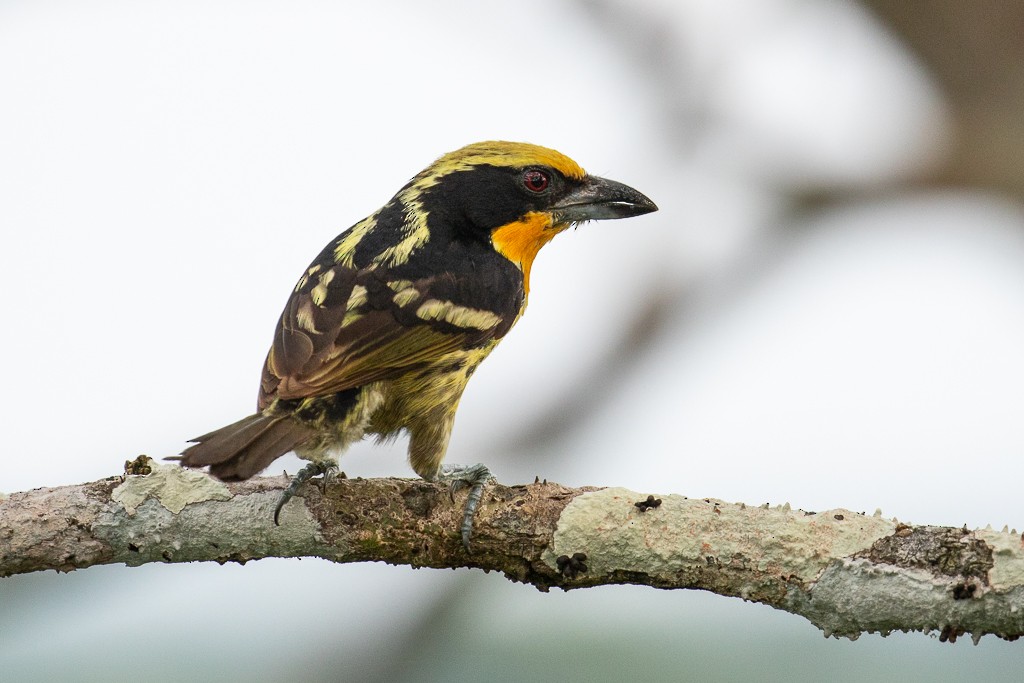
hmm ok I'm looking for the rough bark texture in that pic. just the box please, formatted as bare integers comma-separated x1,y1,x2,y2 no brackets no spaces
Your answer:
3,459,1023,643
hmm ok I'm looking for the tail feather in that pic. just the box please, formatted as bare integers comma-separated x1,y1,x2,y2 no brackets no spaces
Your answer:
182,413,279,465
179,413,314,481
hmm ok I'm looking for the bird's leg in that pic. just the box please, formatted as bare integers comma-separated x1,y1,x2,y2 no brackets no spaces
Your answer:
437,463,493,551
274,460,339,525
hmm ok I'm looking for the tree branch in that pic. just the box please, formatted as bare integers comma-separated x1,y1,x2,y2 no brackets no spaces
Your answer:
3,458,1023,643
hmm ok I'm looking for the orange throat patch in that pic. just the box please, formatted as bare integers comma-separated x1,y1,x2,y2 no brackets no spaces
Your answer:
490,212,568,296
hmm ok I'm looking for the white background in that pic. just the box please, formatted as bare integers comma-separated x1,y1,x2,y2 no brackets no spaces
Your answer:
3,1,1023,680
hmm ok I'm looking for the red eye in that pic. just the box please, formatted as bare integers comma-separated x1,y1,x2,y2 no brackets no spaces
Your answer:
522,169,550,193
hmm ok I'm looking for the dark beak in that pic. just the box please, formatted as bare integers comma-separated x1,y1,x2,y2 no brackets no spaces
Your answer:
551,175,658,224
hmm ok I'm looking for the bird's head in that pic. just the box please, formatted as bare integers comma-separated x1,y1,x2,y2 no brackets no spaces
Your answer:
408,141,658,291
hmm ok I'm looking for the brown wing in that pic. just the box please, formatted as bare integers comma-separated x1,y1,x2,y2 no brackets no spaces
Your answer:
257,263,503,410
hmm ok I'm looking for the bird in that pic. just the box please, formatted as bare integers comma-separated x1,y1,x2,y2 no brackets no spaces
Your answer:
175,141,657,548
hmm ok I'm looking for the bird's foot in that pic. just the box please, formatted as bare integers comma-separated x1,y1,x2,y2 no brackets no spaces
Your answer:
274,460,339,525
438,463,493,551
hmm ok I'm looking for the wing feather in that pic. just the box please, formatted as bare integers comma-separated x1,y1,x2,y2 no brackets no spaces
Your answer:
258,260,503,410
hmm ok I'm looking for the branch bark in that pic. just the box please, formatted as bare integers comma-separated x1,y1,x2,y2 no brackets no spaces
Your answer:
3,458,1023,643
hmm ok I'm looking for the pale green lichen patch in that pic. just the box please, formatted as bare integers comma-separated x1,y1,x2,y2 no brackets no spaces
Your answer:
786,558,953,638
547,487,895,582
976,528,1024,588
788,556,1024,640
112,463,231,514
93,489,330,566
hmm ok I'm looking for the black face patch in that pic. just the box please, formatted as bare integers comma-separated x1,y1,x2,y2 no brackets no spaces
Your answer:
418,164,571,240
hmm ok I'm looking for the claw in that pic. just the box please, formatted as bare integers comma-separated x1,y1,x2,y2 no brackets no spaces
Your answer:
274,461,338,525
438,463,493,551
447,476,469,503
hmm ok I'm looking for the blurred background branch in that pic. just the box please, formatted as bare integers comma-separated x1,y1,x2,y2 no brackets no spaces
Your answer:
5,1,1024,680
862,0,1024,197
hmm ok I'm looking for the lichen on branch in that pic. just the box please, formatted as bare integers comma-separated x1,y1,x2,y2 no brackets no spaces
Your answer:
2,460,1023,643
